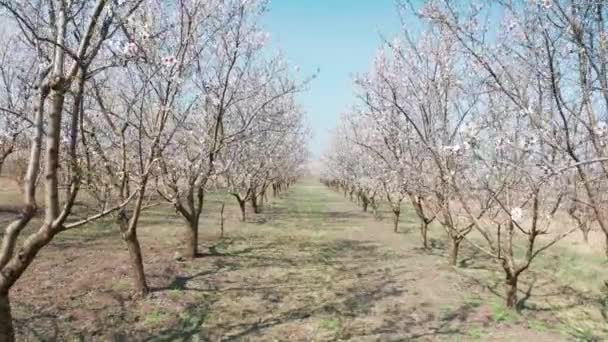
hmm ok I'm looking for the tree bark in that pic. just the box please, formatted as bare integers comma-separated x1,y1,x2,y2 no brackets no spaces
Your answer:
251,195,260,214
420,221,429,249
220,203,225,238
371,199,380,219
0,293,14,342
393,209,400,233
124,231,149,296
505,273,518,309
118,212,149,296
582,228,590,244
0,147,14,177
238,199,246,221
261,189,267,207
605,234,608,261
184,218,199,259
449,237,460,266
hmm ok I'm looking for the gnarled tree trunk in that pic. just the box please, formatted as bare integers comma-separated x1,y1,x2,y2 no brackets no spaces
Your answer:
0,293,14,342
505,273,519,309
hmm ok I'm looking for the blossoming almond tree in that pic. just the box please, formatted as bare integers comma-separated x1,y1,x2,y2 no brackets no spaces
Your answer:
151,0,265,259
352,59,437,236
358,28,482,265
155,0,311,258
85,0,232,294
0,0,145,339
223,97,308,221
451,95,575,309
418,0,608,259
0,33,35,178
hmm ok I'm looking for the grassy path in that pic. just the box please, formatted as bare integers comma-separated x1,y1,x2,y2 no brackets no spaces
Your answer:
12,179,600,340
172,179,567,341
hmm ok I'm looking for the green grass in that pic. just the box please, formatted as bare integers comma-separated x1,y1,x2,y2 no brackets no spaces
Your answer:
491,303,516,323
528,319,549,333
319,315,342,337
467,327,486,340
144,311,171,327
558,322,602,341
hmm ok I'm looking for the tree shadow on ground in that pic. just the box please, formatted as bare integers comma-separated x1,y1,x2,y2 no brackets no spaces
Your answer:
458,265,606,320
127,235,495,341
14,289,131,342
134,238,417,340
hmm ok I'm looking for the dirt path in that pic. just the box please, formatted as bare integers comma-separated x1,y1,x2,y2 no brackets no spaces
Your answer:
12,179,587,340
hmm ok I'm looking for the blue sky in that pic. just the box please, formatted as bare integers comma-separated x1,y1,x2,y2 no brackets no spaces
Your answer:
262,0,403,157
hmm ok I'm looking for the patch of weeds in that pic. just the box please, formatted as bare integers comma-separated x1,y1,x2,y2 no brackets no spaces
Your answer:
144,310,170,327
439,305,455,321
467,327,485,340
150,306,212,341
489,301,515,323
319,315,342,337
381,248,398,259
318,248,338,265
177,310,205,330
559,322,602,341
527,319,548,333
464,295,483,309
167,289,182,301
112,279,131,291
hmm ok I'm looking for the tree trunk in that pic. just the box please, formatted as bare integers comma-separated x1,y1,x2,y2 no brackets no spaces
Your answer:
0,293,14,342
604,233,608,260
185,218,199,259
505,273,518,309
582,228,590,244
362,198,368,212
0,153,9,177
393,210,400,233
420,221,429,249
371,199,380,220
220,203,225,238
251,195,260,214
238,199,246,221
118,212,149,296
124,230,149,296
449,237,460,266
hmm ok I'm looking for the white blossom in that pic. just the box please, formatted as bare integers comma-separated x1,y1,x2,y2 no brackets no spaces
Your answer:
510,207,524,223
